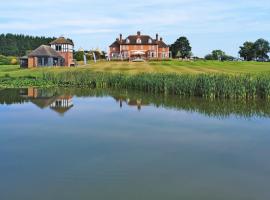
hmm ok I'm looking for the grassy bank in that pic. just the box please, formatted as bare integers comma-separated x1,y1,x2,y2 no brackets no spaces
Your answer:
1,61,270,99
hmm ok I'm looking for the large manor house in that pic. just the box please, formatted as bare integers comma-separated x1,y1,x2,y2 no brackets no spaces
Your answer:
20,31,170,68
109,31,170,61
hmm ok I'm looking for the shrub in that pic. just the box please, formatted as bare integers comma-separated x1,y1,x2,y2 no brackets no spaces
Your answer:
0,55,18,65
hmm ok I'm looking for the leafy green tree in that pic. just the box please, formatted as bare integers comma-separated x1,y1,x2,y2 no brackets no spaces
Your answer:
74,51,85,61
176,51,182,58
211,50,226,60
204,54,214,60
170,37,192,59
239,42,255,61
205,50,234,61
253,39,270,60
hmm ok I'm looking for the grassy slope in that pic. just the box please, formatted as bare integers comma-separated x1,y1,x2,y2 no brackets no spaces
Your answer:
1,60,270,78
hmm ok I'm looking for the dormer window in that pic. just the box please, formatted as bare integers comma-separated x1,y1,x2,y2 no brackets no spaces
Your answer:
148,39,152,44
137,38,142,44
126,39,130,44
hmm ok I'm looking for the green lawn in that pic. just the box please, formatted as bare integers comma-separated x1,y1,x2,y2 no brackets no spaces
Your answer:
1,60,270,78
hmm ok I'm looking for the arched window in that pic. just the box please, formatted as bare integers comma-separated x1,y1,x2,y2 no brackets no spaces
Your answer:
126,39,130,44
137,38,142,44
148,39,152,44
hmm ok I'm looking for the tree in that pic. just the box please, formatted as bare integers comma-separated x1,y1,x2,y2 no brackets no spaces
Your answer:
74,51,84,61
253,39,270,60
170,36,192,59
0,33,56,56
204,50,234,61
239,42,255,61
205,54,214,60
211,50,226,60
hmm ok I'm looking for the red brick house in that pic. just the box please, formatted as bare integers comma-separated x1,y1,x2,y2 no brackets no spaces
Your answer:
20,37,74,68
109,31,170,61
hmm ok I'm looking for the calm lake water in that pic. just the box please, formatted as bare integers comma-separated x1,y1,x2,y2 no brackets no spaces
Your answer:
1,88,270,200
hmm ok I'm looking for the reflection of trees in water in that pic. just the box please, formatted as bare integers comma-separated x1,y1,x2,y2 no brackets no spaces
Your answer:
64,88,270,118
0,89,28,105
1,87,270,118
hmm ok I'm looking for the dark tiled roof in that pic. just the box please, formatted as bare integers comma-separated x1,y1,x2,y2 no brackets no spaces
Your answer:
110,33,169,47
28,45,63,58
123,35,157,45
50,37,74,45
109,40,120,48
50,105,73,115
158,40,169,48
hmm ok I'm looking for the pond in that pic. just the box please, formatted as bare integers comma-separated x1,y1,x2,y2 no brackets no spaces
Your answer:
0,87,270,200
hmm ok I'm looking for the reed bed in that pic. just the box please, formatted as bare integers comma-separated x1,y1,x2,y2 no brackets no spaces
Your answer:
43,71,270,99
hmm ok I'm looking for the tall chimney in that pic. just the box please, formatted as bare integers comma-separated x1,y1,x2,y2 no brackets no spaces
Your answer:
120,34,123,42
156,33,159,41
137,31,141,36
160,37,163,41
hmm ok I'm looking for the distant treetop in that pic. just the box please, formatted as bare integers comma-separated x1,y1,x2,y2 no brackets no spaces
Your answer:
0,33,56,57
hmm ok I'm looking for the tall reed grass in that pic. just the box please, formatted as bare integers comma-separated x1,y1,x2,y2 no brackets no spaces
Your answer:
43,71,270,99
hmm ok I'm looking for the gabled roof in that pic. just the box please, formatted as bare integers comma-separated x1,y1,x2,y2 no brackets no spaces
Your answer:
50,105,73,115
158,40,169,48
109,40,120,48
110,32,169,48
28,45,63,58
50,37,74,45
31,97,58,109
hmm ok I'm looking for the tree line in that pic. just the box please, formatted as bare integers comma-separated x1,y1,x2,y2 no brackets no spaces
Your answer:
170,37,270,61
0,33,56,56
0,33,269,62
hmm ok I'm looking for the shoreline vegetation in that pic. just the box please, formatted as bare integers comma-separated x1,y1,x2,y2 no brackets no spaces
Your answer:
1,61,270,99
1,87,270,118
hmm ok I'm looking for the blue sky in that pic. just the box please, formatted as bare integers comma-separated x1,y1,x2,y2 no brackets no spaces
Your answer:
0,0,270,57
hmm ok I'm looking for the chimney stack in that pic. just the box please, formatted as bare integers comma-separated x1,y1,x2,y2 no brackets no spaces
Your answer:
160,37,163,41
137,31,141,36
156,34,159,41
120,34,123,42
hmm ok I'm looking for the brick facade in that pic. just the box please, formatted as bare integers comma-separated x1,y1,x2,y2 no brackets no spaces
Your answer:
109,31,170,61
21,37,74,68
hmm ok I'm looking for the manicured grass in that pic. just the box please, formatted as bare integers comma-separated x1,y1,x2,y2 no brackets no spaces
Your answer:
1,60,270,78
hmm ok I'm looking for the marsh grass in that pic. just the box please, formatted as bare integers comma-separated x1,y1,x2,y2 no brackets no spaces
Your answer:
43,71,270,99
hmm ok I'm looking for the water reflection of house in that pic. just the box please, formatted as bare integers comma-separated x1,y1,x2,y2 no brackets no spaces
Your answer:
19,88,73,115
50,96,73,115
114,97,148,111
19,87,38,98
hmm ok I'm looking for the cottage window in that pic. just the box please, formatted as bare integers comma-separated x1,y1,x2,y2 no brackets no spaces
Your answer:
148,39,152,44
56,45,62,51
137,38,142,44
126,39,130,44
